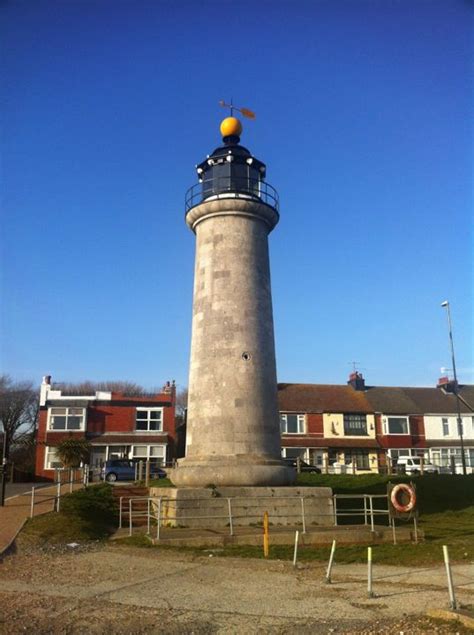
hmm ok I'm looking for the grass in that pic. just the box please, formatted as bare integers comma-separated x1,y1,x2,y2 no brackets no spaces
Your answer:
147,477,174,488
22,483,118,545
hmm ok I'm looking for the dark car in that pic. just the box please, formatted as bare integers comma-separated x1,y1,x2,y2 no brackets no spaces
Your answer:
283,458,321,474
101,459,167,482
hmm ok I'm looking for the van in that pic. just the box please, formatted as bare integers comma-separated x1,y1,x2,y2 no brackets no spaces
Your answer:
395,456,438,474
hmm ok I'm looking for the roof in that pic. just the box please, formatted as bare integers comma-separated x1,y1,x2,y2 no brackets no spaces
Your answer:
277,382,474,415
277,383,373,413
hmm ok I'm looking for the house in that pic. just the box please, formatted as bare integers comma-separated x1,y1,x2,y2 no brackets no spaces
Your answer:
278,373,474,473
35,376,176,480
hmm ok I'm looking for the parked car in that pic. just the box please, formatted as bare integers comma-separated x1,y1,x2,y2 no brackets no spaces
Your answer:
101,459,167,482
283,458,321,474
395,456,438,475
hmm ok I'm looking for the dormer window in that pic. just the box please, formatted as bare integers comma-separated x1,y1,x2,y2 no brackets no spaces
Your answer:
136,407,163,432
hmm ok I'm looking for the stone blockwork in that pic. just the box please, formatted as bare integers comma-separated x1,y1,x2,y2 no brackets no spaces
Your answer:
150,486,333,529
173,198,294,487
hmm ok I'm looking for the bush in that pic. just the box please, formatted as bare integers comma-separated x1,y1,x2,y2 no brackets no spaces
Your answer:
61,483,118,527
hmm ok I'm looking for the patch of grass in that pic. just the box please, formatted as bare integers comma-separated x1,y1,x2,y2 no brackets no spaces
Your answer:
21,484,118,545
297,473,474,514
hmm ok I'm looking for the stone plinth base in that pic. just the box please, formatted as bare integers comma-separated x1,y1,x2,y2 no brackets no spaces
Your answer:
149,486,333,530
170,456,296,488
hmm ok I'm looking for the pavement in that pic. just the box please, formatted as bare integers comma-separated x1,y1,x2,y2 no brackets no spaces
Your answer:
0,482,82,556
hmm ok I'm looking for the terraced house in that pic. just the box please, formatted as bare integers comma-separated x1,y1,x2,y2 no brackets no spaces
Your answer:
278,373,474,473
35,376,176,480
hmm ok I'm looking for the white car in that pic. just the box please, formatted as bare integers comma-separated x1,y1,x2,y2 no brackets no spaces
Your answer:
396,456,438,474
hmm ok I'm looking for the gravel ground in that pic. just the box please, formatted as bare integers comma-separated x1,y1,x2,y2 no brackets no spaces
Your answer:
0,539,472,634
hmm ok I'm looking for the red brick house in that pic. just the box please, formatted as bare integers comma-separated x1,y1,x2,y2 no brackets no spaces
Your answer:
35,376,176,480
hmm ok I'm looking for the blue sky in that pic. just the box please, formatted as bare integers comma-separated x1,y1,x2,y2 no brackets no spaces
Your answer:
1,0,472,392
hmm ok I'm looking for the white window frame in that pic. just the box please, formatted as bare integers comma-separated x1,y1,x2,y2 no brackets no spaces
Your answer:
281,447,309,461
44,446,63,470
131,444,166,465
383,416,410,435
47,407,86,431
280,413,305,434
442,417,450,437
135,407,163,432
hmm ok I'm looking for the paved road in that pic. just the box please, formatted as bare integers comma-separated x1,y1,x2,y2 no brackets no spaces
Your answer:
5,482,51,500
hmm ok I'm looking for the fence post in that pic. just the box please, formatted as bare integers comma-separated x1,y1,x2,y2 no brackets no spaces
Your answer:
420,456,424,475
443,545,457,609
450,456,456,475
352,459,356,475
413,516,419,544
56,480,61,512
69,468,73,494
369,496,375,532
325,539,336,583
325,456,329,474
391,517,397,545
30,487,35,518
300,497,306,534
138,460,144,482
363,495,368,525
227,498,234,536
296,457,301,474
147,498,151,535
387,456,392,475
156,498,162,541
145,460,150,488
333,495,338,526
119,497,123,528
129,499,133,537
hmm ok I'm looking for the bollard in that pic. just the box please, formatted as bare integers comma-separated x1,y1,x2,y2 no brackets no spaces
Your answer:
293,530,299,567
442,545,458,609
30,487,35,518
367,547,375,598
227,498,234,536
263,511,269,558
325,539,336,583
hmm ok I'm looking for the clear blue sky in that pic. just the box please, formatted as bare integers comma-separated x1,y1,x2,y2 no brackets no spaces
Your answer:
1,0,472,392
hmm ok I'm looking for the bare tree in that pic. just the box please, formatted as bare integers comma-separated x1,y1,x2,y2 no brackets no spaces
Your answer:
175,387,188,424
0,376,38,460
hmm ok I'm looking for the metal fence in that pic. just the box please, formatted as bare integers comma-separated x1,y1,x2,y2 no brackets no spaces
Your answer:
120,492,397,541
29,466,88,518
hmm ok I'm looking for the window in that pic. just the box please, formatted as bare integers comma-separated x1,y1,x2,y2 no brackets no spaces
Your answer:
132,444,166,465
48,407,85,431
281,447,308,460
136,408,163,432
345,450,370,470
384,416,409,435
442,418,450,437
343,414,367,436
44,446,62,469
280,414,305,434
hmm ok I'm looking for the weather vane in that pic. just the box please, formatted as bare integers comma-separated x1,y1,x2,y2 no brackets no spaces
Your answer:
219,99,256,120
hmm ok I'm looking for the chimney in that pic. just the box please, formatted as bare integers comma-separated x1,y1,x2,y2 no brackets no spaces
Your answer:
40,374,52,406
437,376,457,393
348,372,365,391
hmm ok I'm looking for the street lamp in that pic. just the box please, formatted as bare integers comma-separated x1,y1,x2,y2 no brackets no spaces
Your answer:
440,300,467,475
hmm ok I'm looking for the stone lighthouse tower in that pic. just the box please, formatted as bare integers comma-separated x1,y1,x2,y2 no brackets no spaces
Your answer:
172,114,294,487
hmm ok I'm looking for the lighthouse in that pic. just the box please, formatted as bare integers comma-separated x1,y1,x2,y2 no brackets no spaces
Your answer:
172,113,294,487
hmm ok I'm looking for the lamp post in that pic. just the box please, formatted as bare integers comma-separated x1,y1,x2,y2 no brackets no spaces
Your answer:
440,301,467,475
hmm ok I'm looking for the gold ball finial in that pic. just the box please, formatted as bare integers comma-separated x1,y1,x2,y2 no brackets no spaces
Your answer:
220,116,242,138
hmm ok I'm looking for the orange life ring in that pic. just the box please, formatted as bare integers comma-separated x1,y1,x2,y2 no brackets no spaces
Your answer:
390,483,416,513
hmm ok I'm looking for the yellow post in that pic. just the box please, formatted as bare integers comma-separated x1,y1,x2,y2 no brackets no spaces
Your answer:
263,511,269,558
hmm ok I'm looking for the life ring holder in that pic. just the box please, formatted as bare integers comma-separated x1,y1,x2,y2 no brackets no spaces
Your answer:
390,483,416,513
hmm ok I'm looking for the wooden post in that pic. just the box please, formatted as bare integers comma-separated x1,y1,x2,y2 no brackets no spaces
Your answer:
263,511,269,558
325,456,329,474
145,460,150,487
420,456,424,475
352,459,356,475
138,460,144,482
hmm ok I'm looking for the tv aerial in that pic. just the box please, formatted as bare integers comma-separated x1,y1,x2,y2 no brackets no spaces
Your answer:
219,99,256,120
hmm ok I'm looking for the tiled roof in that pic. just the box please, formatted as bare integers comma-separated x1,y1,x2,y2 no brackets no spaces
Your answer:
277,382,474,415
277,383,373,413
365,386,472,414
